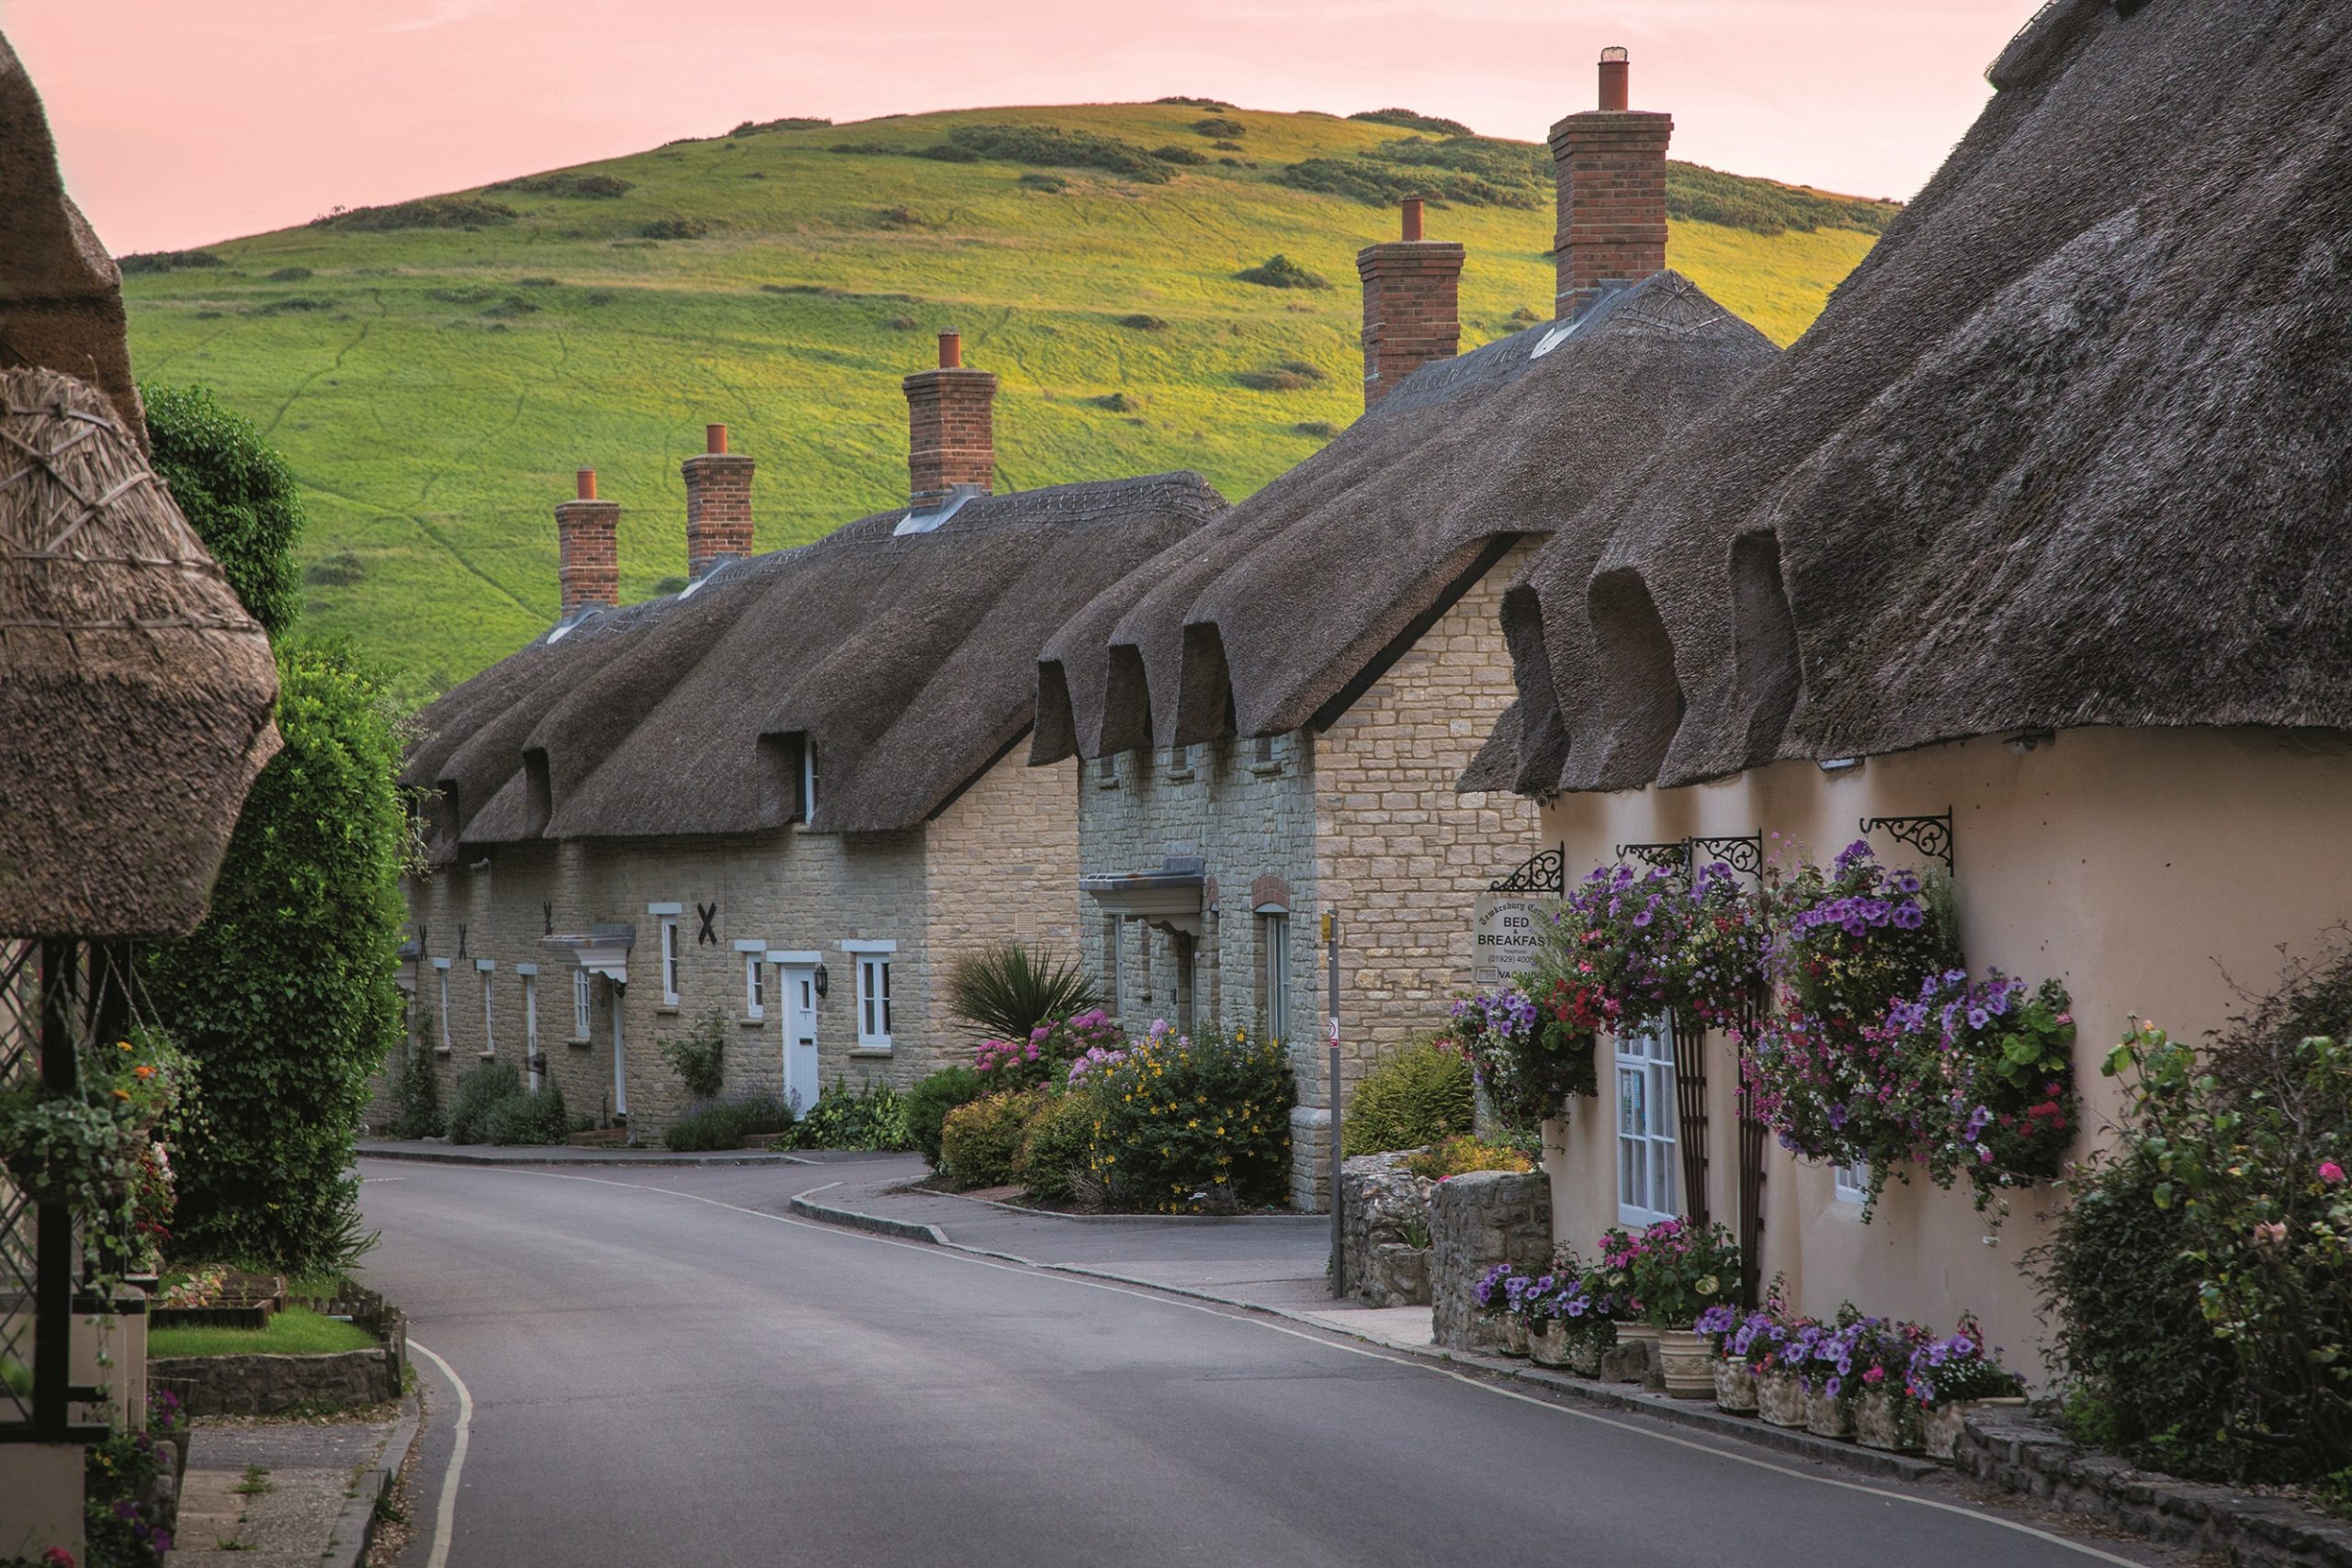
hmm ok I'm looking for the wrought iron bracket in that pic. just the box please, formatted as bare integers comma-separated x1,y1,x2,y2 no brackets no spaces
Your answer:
1858,808,1955,873
1488,843,1566,895
1614,840,1692,878
1687,833,1764,883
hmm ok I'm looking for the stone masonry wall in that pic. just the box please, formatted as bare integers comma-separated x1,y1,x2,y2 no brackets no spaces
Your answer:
1430,1168,1553,1351
402,823,929,1139
924,750,1083,1055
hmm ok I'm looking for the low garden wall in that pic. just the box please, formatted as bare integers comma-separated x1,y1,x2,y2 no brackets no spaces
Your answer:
1430,1168,1551,1351
1337,1152,1435,1306
152,1286,407,1417
1956,1410,2352,1568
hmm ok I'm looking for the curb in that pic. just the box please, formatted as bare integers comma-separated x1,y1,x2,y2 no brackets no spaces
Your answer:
789,1194,1939,1489
325,1386,422,1568
357,1145,813,1168
907,1183,1327,1226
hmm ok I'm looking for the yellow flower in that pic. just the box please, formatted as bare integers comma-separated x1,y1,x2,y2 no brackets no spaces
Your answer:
1188,1119,1199,1129
113,1088,130,1100
117,1040,131,1052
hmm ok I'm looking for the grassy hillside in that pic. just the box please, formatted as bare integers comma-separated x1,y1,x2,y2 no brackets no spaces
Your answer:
120,102,1891,698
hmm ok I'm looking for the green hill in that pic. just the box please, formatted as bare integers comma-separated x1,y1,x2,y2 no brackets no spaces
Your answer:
119,102,1894,699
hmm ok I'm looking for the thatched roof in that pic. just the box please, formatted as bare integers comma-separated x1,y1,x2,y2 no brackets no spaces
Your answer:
0,368,281,937
0,32,142,442
1033,272,1776,762
404,473,1222,860
1491,0,2352,797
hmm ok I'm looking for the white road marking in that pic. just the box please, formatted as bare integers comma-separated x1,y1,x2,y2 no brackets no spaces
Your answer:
368,1160,2150,1567
408,1339,474,1568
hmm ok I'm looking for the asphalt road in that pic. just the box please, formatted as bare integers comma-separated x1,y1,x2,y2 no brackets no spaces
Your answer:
358,1158,2175,1568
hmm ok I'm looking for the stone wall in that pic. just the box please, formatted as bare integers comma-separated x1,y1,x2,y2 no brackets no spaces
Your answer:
1430,1168,1553,1351
1338,1151,1435,1306
925,750,1082,1016
1954,1411,2352,1568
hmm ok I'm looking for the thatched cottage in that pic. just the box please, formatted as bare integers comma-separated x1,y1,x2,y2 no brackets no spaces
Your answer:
1467,0,2352,1361
0,29,280,1555
1034,53,1777,1208
398,345,1221,1134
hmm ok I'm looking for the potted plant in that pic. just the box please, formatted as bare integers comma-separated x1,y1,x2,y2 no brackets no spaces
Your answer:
1476,1263,1530,1357
1843,1318,1930,1451
1696,1303,1758,1412
1907,1318,2027,1459
1792,1307,1878,1439
1745,1310,1810,1427
1621,1217,1743,1399
1526,1270,1574,1368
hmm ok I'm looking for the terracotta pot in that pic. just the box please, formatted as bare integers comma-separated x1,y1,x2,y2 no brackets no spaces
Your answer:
1657,1328,1714,1400
1500,1314,1531,1358
1921,1395,2028,1460
1713,1356,1758,1413
1804,1385,1856,1439
1855,1387,1924,1452
1756,1368,1807,1427
1532,1318,1572,1368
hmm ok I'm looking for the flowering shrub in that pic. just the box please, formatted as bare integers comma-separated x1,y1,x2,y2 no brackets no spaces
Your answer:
940,1089,1046,1188
1474,1262,1523,1317
1012,1090,1096,1202
1905,1317,2022,1406
1401,1134,1532,1181
978,1007,1125,1091
1595,1217,1741,1327
1086,1021,1294,1212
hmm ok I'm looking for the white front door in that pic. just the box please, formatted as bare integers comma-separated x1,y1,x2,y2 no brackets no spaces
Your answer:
780,965,820,1116
609,978,628,1119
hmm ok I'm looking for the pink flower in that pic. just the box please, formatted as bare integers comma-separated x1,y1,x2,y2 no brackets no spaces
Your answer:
2253,1221,2288,1251
2323,1161,2346,1186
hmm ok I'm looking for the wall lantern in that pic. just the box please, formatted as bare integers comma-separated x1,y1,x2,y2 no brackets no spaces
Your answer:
812,963,830,998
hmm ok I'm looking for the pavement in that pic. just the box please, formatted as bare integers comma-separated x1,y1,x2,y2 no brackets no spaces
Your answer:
356,1136,811,1167
353,1154,2188,1568
168,1394,418,1568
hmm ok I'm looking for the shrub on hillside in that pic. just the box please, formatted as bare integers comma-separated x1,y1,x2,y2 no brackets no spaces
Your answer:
1191,117,1246,139
119,249,226,273
1017,172,1068,192
311,197,517,231
266,265,314,282
447,1060,523,1145
1117,313,1167,330
948,942,1102,1048
1666,163,1897,236
1342,1039,1475,1156
490,172,634,198
1014,1091,1096,1202
1349,107,1473,135
906,1066,988,1169
731,117,831,137
1235,360,1326,391
1088,1021,1294,1212
1151,144,1209,166
2040,941,2352,1483
637,218,708,240
941,1090,1043,1189
940,124,1173,183
1234,254,1329,290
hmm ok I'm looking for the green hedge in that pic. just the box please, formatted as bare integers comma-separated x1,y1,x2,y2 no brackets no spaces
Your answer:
1342,1039,1474,1156
905,1066,986,1169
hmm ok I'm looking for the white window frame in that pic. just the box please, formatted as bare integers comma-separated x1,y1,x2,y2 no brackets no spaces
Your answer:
661,918,681,1006
1261,911,1291,1045
572,967,593,1040
1616,1016,1681,1226
477,959,497,1055
1834,1158,1871,1204
802,739,820,821
844,940,897,1048
519,967,539,1079
737,939,768,1021
435,958,452,1053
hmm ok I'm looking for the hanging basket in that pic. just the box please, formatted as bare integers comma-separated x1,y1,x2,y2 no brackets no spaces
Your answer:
0,1097,141,1210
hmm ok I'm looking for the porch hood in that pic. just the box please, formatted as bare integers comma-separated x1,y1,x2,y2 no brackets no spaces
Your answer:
541,921,636,985
1080,857,1207,939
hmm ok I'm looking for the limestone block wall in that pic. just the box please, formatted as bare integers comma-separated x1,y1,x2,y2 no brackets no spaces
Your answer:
401,823,929,1138
923,750,1083,1066
1313,544,1543,1097
1430,1168,1553,1351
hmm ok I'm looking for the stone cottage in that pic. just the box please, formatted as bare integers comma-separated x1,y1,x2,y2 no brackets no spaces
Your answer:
1465,0,2352,1367
1032,51,1778,1209
395,340,1223,1134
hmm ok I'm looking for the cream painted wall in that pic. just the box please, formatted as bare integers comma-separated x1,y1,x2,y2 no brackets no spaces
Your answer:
1535,725,2352,1380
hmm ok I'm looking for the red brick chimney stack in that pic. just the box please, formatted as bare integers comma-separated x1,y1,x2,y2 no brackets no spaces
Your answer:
556,468,619,618
1356,196,1464,409
903,330,997,509
1549,45,1673,321
682,421,755,581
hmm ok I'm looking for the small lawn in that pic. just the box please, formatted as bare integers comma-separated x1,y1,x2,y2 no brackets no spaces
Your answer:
149,1304,379,1359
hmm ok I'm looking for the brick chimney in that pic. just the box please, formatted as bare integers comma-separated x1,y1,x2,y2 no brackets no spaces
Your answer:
555,468,618,618
682,422,754,580
902,331,997,509
1356,196,1464,409
1549,46,1673,321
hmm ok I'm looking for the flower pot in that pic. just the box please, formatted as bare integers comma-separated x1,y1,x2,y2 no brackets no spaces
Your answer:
1804,1385,1855,1439
1854,1387,1923,1453
1568,1322,1614,1377
1921,1395,2028,1461
1713,1357,1758,1413
1657,1328,1714,1400
1756,1368,1807,1427
1531,1318,1572,1368
1613,1321,1660,1383
1499,1314,1531,1358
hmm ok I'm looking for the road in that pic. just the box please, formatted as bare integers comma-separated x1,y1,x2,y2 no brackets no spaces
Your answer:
358,1156,2174,1568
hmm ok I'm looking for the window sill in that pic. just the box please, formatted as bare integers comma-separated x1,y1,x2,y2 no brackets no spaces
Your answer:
477,1050,497,1060
739,1015,765,1030
1093,780,1122,792
849,1044,894,1057
565,1037,594,1049
1247,761,1284,778
655,1003,681,1016
1162,770,1196,784
433,1046,451,1057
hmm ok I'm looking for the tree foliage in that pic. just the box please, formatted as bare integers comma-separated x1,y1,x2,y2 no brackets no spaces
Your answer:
141,382,306,640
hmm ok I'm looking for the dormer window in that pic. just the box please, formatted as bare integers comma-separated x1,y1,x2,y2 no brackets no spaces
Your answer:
801,739,819,821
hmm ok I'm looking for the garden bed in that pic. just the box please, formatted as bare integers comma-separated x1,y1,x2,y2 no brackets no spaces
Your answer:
149,1284,408,1416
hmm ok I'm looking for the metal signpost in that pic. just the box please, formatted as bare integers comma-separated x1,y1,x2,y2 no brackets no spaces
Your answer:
1324,909,1342,1298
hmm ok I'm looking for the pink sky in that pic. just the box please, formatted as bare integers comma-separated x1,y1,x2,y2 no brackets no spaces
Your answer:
6,0,2038,254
